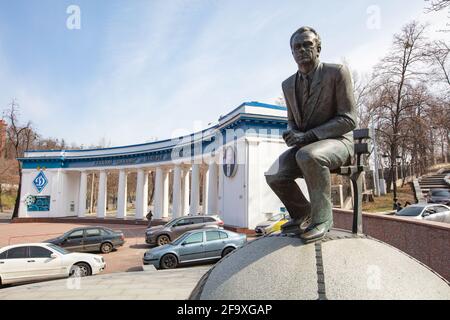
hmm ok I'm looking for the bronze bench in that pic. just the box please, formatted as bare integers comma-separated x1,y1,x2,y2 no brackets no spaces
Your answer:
331,128,372,235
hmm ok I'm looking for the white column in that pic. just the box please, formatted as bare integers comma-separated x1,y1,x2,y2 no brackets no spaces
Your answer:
218,162,224,217
135,169,148,220
117,170,127,219
154,167,163,219
202,166,209,214
190,164,200,215
181,167,190,216
172,166,182,218
97,170,107,218
207,163,218,215
78,171,88,217
162,169,169,218
142,171,149,219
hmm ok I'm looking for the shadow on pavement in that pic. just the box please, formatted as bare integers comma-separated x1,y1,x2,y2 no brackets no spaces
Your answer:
129,243,152,250
126,266,144,272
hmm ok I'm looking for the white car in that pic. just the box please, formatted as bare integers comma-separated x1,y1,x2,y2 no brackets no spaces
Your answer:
0,243,106,286
395,204,450,223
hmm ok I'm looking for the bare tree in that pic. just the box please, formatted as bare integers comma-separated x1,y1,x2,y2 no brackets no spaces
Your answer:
2,100,38,218
369,21,429,199
0,159,18,212
427,40,450,88
351,70,372,128
424,0,450,12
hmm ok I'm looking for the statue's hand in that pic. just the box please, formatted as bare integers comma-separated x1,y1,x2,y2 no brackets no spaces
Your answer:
284,130,307,147
284,130,318,147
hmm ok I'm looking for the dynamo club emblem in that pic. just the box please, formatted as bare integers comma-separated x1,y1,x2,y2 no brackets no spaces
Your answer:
223,146,237,178
33,171,48,193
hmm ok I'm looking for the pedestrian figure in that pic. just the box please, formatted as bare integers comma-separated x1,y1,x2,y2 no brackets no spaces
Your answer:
146,210,153,227
393,199,402,212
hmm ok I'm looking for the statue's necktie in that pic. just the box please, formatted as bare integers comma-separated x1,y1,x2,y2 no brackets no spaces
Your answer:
303,75,311,107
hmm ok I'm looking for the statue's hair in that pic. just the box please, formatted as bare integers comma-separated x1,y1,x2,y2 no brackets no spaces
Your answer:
290,26,321,50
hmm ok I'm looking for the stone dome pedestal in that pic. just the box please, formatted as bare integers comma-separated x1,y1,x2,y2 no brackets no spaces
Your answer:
190,229,450,300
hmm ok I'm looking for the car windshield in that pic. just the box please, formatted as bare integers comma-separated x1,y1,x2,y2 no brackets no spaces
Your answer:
430,190,450,197
396,206,424,216
62,229,81,237
47,244,69,255
171,233,190,246
164,219,179,228
268,214,284,221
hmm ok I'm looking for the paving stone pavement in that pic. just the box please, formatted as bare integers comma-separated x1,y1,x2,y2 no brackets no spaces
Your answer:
0,266,211,300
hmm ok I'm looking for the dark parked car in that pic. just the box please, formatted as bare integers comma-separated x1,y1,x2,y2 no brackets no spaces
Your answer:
45,226,125,253
145,215,224,246
426,189,450,205
143,228,246,269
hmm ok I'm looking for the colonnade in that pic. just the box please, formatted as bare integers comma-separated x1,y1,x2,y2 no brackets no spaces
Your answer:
76,163,219,220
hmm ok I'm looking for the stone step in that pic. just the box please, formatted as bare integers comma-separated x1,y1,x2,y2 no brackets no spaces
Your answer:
421,183,446,185
419,181,447,184
419,186,450,189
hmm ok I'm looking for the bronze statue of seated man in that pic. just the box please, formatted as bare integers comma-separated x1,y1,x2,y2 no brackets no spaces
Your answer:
265,26,357,243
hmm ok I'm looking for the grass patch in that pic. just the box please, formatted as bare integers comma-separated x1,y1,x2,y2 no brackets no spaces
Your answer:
362,186,415,213
428,162,450,172
0,193,16,211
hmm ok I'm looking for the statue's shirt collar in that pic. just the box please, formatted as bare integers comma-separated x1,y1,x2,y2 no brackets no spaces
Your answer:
297,61,321,81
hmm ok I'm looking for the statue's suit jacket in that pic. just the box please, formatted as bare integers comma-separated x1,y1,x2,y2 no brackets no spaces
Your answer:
282,63,357,157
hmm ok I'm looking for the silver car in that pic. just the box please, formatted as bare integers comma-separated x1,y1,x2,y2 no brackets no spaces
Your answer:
395,203,450,223
143,228,247,269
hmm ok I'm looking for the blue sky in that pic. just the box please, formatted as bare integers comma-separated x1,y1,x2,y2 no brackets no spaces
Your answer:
0,0,448,147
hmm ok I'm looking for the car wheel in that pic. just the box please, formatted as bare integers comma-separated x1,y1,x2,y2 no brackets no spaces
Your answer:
160,254,178,269
222,247,235,257
100,242,113,254
157,235,170,246
70,262,92,277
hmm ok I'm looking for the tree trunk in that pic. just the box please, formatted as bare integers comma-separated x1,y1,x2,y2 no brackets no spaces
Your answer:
0,183,3,213
12,165,22,219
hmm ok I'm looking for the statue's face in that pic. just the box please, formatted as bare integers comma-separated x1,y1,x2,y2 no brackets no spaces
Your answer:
291,31,321,67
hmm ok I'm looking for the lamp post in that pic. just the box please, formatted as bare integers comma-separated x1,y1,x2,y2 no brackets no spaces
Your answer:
396,155,402,180
380,154,389,195
371,122,380,197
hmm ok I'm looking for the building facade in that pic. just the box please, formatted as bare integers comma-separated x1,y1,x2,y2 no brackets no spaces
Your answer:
18,102,309,229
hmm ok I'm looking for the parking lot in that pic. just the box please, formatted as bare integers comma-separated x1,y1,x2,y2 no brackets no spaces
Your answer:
0,221,154,275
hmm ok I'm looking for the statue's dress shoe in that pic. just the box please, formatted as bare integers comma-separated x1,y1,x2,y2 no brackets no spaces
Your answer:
300,220,333,243
281,216,311,235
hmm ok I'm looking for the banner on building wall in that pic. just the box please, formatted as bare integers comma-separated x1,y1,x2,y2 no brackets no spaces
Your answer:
25,195,51,211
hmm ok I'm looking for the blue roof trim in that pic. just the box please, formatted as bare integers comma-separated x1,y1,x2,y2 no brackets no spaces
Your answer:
218,101,286,121
26,101,285,155
243,101,287,111
25,101,286,155
22,116,287,161
25,124,219,154
20,117,287,169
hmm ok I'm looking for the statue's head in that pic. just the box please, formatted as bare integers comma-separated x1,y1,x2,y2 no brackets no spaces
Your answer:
290,26,321,71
